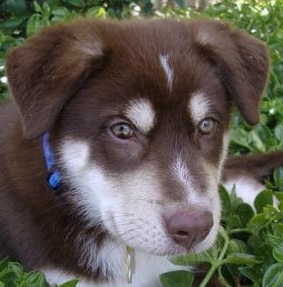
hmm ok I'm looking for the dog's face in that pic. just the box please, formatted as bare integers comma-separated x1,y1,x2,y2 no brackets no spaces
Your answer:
6,20,269,256
57,47,230,256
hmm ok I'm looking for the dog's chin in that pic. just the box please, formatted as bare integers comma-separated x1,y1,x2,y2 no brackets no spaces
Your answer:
127,239,189,257
119,234,214,257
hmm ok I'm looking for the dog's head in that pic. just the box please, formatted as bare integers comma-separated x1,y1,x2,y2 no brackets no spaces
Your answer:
6,20,269,256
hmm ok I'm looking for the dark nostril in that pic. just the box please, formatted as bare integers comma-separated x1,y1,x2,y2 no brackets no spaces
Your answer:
164,209,214,249
176,231,189,237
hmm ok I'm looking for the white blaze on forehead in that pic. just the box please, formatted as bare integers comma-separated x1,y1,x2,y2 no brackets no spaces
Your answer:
189,92,211,124
159,54,174,91
125,99,156,133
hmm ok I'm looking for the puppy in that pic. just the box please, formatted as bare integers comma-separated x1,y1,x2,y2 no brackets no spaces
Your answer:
0,19,270,287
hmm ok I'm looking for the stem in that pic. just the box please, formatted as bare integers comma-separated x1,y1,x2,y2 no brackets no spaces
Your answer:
228,228,249,235
218,227,229,261
198,262,220,287
198,227,229,287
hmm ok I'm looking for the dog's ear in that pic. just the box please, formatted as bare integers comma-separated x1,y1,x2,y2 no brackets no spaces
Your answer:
194,20,270,125
6,22,105,139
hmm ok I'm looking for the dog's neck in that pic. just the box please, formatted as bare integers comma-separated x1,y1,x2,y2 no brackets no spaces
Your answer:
43,235,178,287
74,231,136,282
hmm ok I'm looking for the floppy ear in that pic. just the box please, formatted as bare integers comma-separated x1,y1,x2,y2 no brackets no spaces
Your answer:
194,20,270,125
6,21,105,139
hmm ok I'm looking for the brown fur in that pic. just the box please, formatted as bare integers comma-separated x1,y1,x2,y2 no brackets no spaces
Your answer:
223,151,283,183
0,19,273,285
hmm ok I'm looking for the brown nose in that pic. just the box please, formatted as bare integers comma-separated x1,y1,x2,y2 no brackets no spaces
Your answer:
164,209,213,249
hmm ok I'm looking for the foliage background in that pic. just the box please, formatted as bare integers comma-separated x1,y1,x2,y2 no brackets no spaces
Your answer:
0,0,283,286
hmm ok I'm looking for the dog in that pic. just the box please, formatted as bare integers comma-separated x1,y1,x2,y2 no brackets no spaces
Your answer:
0,19,274,287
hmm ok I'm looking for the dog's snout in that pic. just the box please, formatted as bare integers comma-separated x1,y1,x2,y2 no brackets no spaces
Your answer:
164,209,213,249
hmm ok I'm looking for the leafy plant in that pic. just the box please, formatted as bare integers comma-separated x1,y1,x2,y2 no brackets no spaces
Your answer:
161,169,283,286
0,257,79,287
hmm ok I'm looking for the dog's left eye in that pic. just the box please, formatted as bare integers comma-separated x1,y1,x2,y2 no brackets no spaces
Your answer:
198,118,217,135
111,122,134,139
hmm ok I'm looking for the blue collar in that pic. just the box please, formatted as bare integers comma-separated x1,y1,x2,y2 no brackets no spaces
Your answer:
43,133,62,192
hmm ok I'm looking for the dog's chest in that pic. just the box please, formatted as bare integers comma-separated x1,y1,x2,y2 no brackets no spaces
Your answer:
44,247,183,287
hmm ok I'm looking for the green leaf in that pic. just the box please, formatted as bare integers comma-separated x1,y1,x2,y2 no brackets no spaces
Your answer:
65,0,86,8
218,264,238,287
86,7,106,18
230,128,252,152
227,239,247,254
58,279,80,287
5,0,29,15
1,17,26,29
219,184,231,218
26,14,50,36
229,185,244,211
273,167,283,192
34,1,43,13
273,244,283,263
263,205,279,219
223,253,261,265
254,190,273,214
227,214,242,229
42,2,51,16
8,261,23,275
262,263,283,287
247,214,268,234
171,251,211,266
24,271,49,287
0,259,50,287
274,124,283,142
275,191,283,202
0,271,20,284
265,234,283,248
160,271,194,287
239,266,263,284
0,258,9,270
235,203,254,227
51,7,72,22
51,7,71,17
272,222,283,238
248,130,266,152
254,125,273,148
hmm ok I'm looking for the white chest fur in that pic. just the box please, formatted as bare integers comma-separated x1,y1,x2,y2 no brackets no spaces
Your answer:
43,248,185,287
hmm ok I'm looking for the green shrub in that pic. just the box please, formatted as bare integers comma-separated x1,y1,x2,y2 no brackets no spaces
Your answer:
1,0,283,286
0,257,78,287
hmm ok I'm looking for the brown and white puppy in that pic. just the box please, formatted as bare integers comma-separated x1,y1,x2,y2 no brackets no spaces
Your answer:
0,19,270,287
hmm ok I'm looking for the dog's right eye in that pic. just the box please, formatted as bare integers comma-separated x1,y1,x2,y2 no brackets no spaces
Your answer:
198,118,217,135
110,123,134,139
